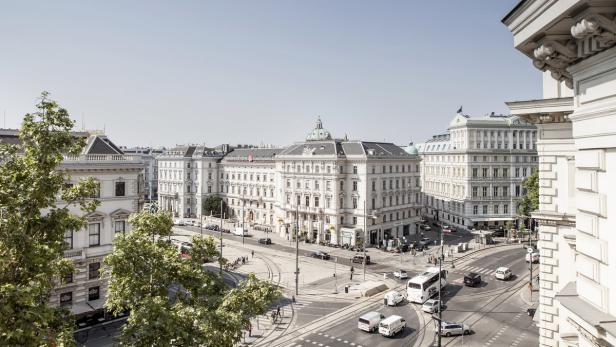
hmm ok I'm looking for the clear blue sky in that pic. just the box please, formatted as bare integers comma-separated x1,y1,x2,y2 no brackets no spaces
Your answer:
0,0,538,148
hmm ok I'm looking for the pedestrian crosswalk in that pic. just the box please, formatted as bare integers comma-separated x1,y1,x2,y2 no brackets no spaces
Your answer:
453,264,497,276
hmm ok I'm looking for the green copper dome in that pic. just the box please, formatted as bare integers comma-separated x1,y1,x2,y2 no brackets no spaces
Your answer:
404,142,418,155
306,117,332,141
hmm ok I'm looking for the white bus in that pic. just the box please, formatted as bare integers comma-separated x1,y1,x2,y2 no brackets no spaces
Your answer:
407,267,447,304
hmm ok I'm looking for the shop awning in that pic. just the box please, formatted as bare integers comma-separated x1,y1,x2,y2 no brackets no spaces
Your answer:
469,217,514,222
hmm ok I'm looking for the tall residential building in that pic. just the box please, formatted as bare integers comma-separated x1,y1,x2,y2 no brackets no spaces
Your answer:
121,147,164,202
416,112,538,231
0,129,145,317
504,1,616,346
157,118,422,246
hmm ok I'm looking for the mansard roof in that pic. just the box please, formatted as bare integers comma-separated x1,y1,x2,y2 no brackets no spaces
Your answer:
278,139,415,159
222,147,284,162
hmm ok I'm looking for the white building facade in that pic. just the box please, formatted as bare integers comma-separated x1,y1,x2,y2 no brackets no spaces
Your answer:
157,119,423,247
416,113,538,231
504,1,616,346
121,147,164,202
0,130,145,317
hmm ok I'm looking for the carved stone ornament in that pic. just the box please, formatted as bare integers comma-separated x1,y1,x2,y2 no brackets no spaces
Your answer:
533,39,577,88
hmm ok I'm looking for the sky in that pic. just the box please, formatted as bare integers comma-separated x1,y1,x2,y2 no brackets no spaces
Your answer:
0,0,539,148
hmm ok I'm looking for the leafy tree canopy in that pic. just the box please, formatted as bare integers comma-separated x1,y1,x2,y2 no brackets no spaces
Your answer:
0,92,99,346
517,170,539,218
104,211,279,346
202,195,227,217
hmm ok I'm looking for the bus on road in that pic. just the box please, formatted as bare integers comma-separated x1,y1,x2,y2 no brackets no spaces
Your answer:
407,267,447,304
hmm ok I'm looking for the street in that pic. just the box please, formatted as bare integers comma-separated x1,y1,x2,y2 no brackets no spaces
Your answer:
75,224,538,347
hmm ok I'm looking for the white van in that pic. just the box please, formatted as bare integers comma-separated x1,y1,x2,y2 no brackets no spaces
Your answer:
379,315,406,337
357,311,385,332
495,267,513,280
384,291,405,306
232,227,246,236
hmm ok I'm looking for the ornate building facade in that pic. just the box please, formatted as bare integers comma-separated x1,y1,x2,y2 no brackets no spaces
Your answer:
0,130,145,317
416,112,538,230
157,119,423,246
504,1,616,346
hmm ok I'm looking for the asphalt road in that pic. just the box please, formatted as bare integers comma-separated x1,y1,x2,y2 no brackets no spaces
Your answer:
290,298,421,347
280,247,538,347
422,247,539,346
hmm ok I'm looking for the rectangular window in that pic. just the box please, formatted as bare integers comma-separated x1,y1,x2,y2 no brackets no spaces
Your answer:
352,217,357,225
353,166,358,174
371,198,375,210
297,195,301,205
372,181,376,191
88,262,101,280
339,197,344,208
305,196,310,206
482,168,488,178
473,205,478,215
493,187,498,197
326,198,331,208
353,198,358,209
60,292,72,307
494,205,499,214
315,181,320,190
472,168,478,178
340,181,344,190
523,168,527,177
504,204,509,214
503,168,508,178
382,181,386,190
114,220,126,233
115,181,125,196
482,205,488,214
88,286,100,301
88,223,100,246
64,230,73,249
339,166,343,173
314,197,319,207
482,187,487,197
493,168,498,178
208,186,212,193
63,271,73,284
352,181,357,191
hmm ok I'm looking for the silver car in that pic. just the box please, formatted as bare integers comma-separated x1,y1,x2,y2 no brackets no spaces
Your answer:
436,321,471,337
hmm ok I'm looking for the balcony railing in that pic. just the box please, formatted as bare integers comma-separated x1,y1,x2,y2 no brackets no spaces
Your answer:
63,249,84,260
63,154,139,162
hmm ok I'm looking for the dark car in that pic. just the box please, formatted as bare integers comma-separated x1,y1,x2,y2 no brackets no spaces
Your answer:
410,242,424,251
258,238,272,245
464,272,482,287
310,251,330,260
352,255,371,264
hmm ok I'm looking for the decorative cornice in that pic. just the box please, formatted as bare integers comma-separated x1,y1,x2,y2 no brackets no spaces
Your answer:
523,7,616,87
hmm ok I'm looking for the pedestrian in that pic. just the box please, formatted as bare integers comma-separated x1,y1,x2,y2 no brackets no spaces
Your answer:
248,322,252,337
251,250,254,258
350,266,354,280
292,295,296,303
276,306,281,317
242,257,245,265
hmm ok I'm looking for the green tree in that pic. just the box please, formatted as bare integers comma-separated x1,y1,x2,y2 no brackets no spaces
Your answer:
517,170,539,218
104,211,279,346
0,92,99,346
202,195,227,216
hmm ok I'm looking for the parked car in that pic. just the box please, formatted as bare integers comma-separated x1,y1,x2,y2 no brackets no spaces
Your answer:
175,220,185,226
258,238,272,245
185,220,194,226
464,272,482,287
379,315,406,337
383,291,405,306
436,321,471,337
442,226,452,233
221,228,230,234
310,251,330,260
393,270,408,280
411,242,424,251
495,267,513,280
526,251,540,263
420,224,431,231
358,311,385,333
419,238,432,247
179,242,193,258
422,299,445,313
352,255,371,264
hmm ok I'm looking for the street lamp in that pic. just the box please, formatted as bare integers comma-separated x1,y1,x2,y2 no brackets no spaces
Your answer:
363,201,378,281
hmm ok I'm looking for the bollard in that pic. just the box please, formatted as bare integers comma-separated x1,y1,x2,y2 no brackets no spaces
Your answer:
383,273,387,279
